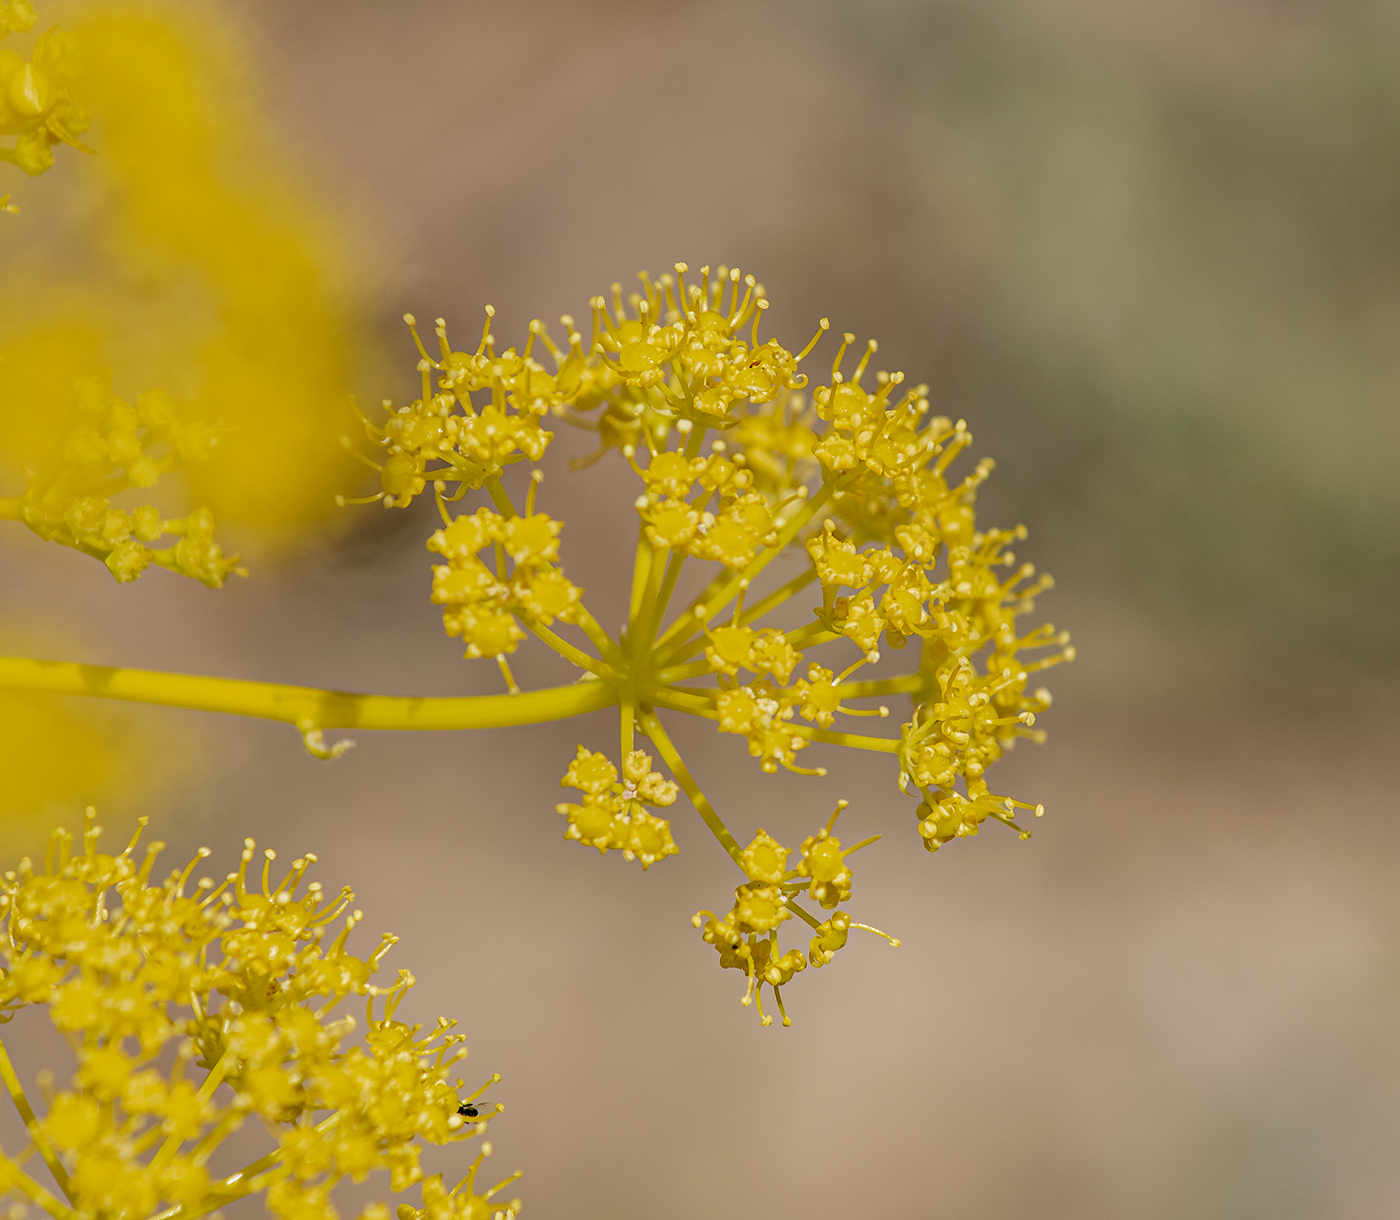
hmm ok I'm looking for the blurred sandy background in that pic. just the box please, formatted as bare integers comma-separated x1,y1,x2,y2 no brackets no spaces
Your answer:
3,1,1400,1217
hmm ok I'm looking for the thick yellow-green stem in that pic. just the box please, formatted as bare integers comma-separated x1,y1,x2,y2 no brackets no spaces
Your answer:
626,523,652,627
573,603,626,667
520,621,606,675
782,898,824,931
147,1050,232,1176
483,475,517,518
619,700,635,757
837,674,922,698
0,656,616,730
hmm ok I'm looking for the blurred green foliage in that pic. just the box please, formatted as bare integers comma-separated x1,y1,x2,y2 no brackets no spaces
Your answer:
782,0,1400,692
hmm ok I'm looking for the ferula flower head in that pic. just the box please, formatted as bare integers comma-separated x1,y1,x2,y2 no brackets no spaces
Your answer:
411,264,1069,845
0,811,519,1220
347,263,1072,1023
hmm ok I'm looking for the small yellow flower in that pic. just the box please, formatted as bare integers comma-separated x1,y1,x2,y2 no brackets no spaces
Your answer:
621,809,678,870
704,624,757,676
557,748,678,868
561,745,616,794
623,750,678,807
636,450,699,499
808,911,854,968
557,792,626,853
739,830,788,884
830,589,886,657
795,818,854,910
501,512,561,565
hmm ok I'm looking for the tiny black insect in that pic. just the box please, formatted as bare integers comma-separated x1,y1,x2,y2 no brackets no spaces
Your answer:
457,1103,479,1118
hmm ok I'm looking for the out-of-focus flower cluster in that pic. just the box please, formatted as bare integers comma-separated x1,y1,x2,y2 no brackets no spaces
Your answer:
0,4,90,181
0,814,520,1220
0,5,362,551
348,263,1073,1024
3,375,241,586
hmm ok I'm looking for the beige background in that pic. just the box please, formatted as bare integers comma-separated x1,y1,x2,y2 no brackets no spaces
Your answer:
3,1,1400,1217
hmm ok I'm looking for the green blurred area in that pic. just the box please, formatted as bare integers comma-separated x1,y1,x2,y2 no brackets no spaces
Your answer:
781,0,1400,692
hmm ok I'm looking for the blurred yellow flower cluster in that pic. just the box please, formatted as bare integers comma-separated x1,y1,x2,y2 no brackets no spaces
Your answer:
0,374,241,584
0,1,90,181
0,1,363,555
0,813,521,1220
0,0,370,825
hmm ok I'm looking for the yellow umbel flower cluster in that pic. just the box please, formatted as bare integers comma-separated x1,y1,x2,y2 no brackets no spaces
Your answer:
0,2,90,181
0,812,521,1220
343,311,566,511
693,802,898,1026
422,481,583,676
556,747,680,868
342,263,1074,1023
0,376,242,585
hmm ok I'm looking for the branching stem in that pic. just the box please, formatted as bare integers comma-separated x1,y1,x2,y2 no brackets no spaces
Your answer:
654,482,832,664
648,688,900,753
0,656,616,731
519,621,606,675
0,1034,72,1202
638,708,744,866
0,1153,71,1220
